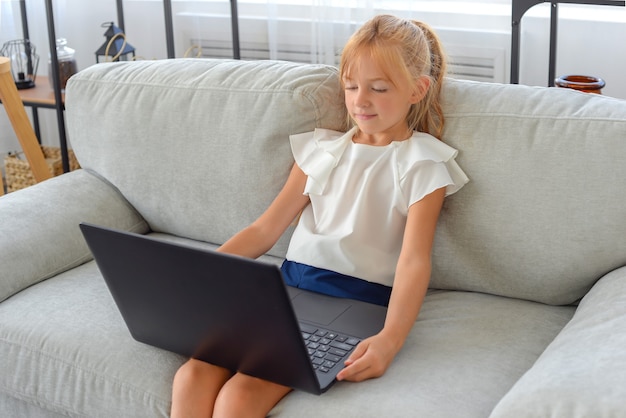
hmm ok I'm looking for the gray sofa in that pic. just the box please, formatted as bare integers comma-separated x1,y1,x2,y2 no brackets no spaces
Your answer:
1,58,625,417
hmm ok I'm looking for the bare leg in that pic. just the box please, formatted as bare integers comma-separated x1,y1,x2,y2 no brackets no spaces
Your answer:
171,359,233,418
212,372,292,418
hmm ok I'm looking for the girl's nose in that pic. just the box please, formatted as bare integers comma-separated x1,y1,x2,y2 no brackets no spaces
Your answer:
355,90,370,108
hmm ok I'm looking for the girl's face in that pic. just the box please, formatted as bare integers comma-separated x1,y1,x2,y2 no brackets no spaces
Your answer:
343,54,424,146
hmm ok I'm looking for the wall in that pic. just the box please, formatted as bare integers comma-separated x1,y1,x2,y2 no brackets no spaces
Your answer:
1,1,625,163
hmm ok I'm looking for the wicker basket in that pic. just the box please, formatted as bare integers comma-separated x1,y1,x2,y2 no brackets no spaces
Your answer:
4,146,80,193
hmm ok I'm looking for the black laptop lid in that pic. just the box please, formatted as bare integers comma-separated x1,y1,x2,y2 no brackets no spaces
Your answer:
80,223,322,394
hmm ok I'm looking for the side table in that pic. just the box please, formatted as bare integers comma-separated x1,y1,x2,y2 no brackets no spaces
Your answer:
13,75,67,159
0,57,52,196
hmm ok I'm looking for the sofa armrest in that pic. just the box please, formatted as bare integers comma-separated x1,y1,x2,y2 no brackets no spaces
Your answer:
490,266,626,417
0,169,149,302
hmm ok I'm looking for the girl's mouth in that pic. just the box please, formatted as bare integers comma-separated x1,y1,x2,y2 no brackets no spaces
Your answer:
354,113,376,121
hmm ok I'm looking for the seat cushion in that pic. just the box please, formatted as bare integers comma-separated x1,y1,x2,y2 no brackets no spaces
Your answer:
1,246,574,418
0,261,183,417
0,233,283,417
271,290,575,417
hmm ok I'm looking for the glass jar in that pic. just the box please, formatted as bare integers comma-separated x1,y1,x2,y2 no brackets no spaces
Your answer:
49,38,78,92
555,75,605,94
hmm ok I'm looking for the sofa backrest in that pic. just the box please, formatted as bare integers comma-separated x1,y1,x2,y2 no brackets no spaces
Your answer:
434,79,626,305
66,59,626,306
66,59,347,257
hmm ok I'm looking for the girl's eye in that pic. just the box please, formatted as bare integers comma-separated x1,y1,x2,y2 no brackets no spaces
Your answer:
372,88,387,93
345,86,357,91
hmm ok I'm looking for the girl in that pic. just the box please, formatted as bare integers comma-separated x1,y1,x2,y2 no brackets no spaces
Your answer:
171,14,468,418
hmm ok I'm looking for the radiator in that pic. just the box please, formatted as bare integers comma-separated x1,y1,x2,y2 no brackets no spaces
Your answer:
177,13,509,83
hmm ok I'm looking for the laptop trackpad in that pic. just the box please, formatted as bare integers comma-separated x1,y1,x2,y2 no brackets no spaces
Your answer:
291,291,350,326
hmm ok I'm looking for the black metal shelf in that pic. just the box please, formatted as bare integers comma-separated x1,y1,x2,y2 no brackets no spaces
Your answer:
18,0,70,171
114,0,240,59
18,0,181,172
17,0,244,172
511,0,625,86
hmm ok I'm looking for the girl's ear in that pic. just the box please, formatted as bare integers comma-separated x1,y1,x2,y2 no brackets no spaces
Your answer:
410,76,431,104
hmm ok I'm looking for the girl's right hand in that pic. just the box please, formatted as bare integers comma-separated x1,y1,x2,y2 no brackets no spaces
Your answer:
336,333,399,382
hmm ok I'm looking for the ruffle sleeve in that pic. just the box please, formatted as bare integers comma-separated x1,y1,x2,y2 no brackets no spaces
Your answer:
289,127,354,195
397,133,469,201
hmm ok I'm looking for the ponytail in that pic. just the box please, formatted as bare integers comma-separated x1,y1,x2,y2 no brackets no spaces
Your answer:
408,20,447,139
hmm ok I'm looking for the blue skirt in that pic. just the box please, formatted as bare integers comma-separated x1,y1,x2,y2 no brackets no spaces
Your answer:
281,260,391,307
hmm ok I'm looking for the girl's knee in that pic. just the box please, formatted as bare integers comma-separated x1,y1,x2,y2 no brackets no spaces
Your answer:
213,374,291,418
213,380,254,417
173,359,231,390
174,359,203,385
171,360,233,418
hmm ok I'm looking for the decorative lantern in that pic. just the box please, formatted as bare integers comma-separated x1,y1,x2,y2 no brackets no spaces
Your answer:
0,39,39,89
95,22,136,63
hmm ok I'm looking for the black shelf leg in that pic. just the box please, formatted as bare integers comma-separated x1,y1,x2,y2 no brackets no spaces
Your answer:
164,0,175,58
44,0,70,172
231,0,240,59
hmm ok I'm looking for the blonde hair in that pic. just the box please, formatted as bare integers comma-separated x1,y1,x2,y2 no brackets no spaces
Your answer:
339,15,447,139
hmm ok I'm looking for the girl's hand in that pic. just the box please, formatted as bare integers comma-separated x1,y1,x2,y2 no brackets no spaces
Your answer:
335,333,399,382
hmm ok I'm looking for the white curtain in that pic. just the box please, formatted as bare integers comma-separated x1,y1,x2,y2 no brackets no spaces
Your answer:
0,1,19,43
264,0,375,65
307,0,373,65
259,0,453,66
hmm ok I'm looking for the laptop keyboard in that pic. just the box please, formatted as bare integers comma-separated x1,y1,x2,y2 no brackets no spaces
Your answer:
300,323,361,374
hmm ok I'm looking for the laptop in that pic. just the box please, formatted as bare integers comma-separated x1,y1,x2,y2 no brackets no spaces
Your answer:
79,223,387,394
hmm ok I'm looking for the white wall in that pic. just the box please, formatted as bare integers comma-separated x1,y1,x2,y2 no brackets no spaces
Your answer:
1,1,625,161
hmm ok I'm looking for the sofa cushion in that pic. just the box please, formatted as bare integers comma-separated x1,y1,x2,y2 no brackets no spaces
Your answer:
0,258,574,418
433,80,626,305
489,266,626,417
0,261,182,417
0,169,148,303
271,290,575,417
0,233,284,417
66,59,347,258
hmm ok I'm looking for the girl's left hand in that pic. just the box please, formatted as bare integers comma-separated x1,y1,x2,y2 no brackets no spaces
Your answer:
335,333,398,382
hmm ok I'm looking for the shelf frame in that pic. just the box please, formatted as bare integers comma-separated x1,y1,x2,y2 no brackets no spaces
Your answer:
510,0,625,86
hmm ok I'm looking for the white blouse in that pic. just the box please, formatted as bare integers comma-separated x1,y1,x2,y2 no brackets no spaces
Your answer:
285,127,469,287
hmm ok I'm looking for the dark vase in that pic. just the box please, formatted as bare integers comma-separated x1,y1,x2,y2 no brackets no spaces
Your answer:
555,75,605,94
